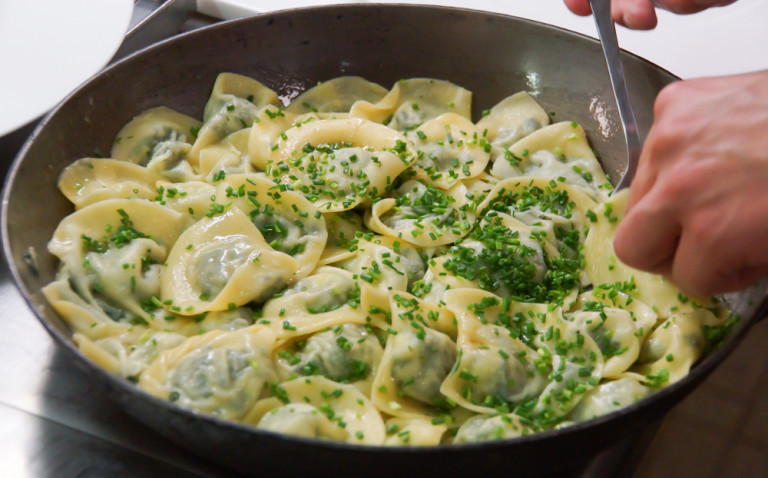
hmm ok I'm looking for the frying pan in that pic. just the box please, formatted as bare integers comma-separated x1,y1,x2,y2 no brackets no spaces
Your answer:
2,5,764,477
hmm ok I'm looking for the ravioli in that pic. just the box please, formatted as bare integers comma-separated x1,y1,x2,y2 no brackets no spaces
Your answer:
111,106,201,167
161,208,299,314
139,326,278,420
44,75,738,447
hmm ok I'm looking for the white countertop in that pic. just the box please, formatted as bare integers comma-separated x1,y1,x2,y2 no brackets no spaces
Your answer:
3,0,765,138
0,0,134,136
198,0,768,79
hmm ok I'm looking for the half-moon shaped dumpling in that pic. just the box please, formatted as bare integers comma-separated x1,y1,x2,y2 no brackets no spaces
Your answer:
490,121,610,199
564,305,642,378
259,266,368,338
479,177,597,256
476,91,550,147
48,199,187,322
272,322,384,395
383,417,447,446
339,233,426,295
139,325,278,420
405,113,491,189
267,118,415,212
73,328,187,379
568,377,650,421
631,308,715,386
42,275,132,338
255,402,350,441
350,78,472,131
287,76,388,114
58,158,158,209
252,376,386,445
189,73,280,165
452,413,534,444
216,173,327,279
440,288,550,414
202,72,280,123
111,106,201,166
365,179,478,248
161,207,299,315
371,292,457,418
430,213,567,303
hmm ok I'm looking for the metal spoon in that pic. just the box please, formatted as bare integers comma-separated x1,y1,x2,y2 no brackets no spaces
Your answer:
589,0,642,191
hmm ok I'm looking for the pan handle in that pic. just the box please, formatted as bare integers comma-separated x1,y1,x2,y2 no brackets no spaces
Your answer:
111,0,197,63
753,297,768,322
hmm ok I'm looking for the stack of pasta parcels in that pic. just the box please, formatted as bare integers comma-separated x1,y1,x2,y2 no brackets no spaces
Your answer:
44,74,737,445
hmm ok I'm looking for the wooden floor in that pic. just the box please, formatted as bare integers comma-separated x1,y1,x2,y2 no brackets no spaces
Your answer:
634,317,768,477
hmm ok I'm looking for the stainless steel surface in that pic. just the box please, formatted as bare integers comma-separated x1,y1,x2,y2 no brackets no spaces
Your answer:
589,0,641,190
0,267,241,478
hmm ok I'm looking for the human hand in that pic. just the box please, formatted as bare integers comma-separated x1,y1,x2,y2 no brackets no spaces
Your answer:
612,70,768,297
563,0,739,30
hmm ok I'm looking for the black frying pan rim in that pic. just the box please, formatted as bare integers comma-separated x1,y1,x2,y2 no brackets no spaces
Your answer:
0,2,753,459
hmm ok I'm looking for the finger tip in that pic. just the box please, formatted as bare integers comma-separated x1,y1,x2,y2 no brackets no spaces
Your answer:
612,222,641,267
615,2,658,30
563,0,593,16
613,218,676,274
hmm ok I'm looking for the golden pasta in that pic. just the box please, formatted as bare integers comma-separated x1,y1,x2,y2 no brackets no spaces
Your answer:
43,74,738,446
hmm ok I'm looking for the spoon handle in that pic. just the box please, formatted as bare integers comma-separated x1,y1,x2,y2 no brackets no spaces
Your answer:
589,0,642,191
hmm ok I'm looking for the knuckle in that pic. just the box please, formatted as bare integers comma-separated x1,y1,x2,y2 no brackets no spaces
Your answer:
653,168,697,198
685,212,718,244
654,81,682,112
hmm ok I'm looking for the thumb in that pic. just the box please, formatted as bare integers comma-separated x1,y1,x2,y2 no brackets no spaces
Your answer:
613,198,680,274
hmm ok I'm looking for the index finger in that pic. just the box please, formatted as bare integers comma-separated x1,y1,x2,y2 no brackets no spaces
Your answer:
620,124,659,217
613,186,681,273
563,0,593,15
